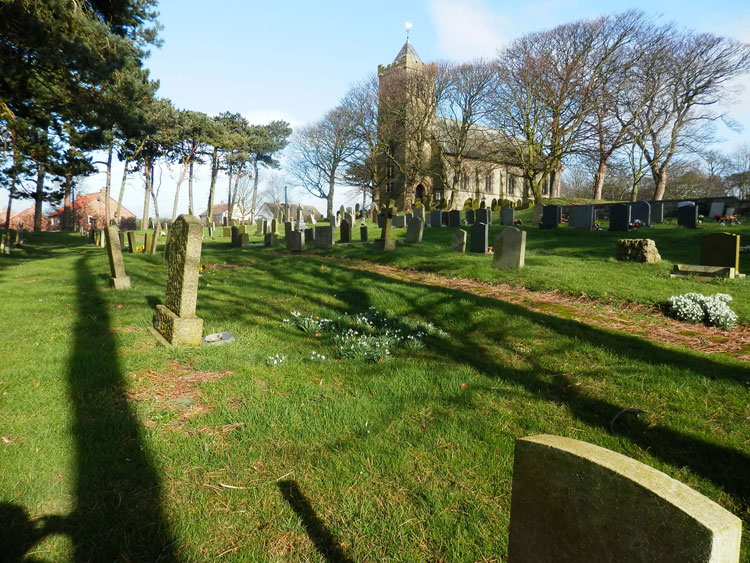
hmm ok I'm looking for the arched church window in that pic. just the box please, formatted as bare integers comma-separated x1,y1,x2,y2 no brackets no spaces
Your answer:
484,171,493,193
460,168,469,191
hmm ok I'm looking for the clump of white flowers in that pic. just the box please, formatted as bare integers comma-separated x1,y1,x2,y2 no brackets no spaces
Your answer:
667,293,737,330
265,353,286,367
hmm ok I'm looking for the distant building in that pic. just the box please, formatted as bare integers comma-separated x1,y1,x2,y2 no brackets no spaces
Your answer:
3,206,45,231
256,202,323,222
198,202,231,225
47,188,136,231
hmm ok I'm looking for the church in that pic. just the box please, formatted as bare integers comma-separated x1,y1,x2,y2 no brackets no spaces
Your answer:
376,40,557,211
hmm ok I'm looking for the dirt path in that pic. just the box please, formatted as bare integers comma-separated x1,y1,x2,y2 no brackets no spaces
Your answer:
325,259,750,362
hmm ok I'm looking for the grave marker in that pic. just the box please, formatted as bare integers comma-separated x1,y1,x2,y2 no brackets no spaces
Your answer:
340,219,351,243
127,231,136,253
630,201,651,226
286,230,305,252
501,208,515,226
609,204,631,232
448,210,461,228
700,233,740,270
304,227,315,244
360,225,368,242
452,229,467,252
104,226,131,289
405,217,424,243
651,202,664,223
476,208,492,225
373,202,396,251
430,209,443,228
531,204,544,226
678,204,698,229
470,222,489,253
314,224,334,249
493,228,526,269
466,208,475,225
569,206,595,230
709,202,725,218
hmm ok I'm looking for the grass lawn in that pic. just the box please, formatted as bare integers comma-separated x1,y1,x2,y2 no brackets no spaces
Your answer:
1,223,749,561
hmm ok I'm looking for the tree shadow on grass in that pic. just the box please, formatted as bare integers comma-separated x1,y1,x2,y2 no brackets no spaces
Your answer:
65,255,178,561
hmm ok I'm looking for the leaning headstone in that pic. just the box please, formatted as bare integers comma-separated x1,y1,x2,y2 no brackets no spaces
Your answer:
470,222,489,254
314,224,334,250
429,210,443,228
476,208,492,225
725,207,736,217
540,206,561,229
447,210,461,228
127,231,136,253
501,208,515,227
677,204,698,229
700,233,740,270
286,230,305,252
149,229,159,253
708,201,725,218
609,204,631,232
405,217,424,243
616,239,661,263
493,228,526,269
466,208,475,225
531,204,544,226
569,206,595,230
651,202,664,224
360,225,368,242
630,201,651,226
452,229,467,252
507,434,742,563
340,219,351,243
152,215,203,346
104,226,131,290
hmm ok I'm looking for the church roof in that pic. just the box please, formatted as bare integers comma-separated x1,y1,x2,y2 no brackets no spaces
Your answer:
393,40,422,64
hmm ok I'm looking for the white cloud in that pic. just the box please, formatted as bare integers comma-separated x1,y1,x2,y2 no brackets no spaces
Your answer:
428,0,511,60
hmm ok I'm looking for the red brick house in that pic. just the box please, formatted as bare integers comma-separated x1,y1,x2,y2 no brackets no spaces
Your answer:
2,206,47,231
47,188,136,231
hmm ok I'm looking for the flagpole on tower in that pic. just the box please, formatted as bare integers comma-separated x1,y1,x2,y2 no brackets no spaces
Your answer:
405,22,412,41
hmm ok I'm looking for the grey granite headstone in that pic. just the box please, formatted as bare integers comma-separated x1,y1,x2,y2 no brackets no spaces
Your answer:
609,204,631,231
678,204,698,229
540,206,561,229
677,201,695,208
466,208,475,225
493,227,526,269
392,215,406,229
340,219,351,243
413,207,425,223
284,221,293,239
476,208,492,225
315,224,334,249
264,233,279,247
507,434,741,563
708,202,725,218
651,202,664,223
569,206,595,230
501,208,515,226
430,210,443,228
447,210,461,227
405,217,424,243
630,201,651,226
700,233,740,270
470,222,489,253
231,226,240,248
153,214,203,346
452,229,467,252
405,212,413,225
104,226,131,289
286,230,305,252
725,207,735,217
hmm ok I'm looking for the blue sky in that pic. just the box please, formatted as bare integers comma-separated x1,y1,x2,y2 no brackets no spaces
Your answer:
6,0,750,217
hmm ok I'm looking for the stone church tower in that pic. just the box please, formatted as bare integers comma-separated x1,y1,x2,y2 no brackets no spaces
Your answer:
377,40,439,211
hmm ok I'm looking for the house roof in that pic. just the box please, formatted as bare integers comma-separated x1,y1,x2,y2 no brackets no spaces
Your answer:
198,203,229,217
47,188,134,217
393,40,422,64
434,116,521,164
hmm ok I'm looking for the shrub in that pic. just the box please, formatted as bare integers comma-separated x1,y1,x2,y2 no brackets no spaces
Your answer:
667,293,737,330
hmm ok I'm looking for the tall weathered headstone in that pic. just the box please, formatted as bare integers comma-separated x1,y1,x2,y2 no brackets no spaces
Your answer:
470,222,489,253
452,229,467,252
700,233,740,270
284,221,293,239
507,434,742,563
413,207,425,224
230,226,240,248
609,204,631,232
501,208,515,226
540,206,561,229
104,226,131,289
405,217,424,243
373,202,396,252
127,231,136,253
531,204,544,226
153,215,203,346
149,228,158,254
569,206,595,230
678,204,698,229
144,231,153,252
340,219,351,243
630,201,651,226
493,227,526,269
360,225,368,242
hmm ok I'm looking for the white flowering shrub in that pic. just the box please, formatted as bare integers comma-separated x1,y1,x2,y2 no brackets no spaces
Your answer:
667,293,737,330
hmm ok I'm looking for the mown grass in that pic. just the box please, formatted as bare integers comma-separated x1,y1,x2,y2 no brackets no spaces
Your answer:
0,228,749,561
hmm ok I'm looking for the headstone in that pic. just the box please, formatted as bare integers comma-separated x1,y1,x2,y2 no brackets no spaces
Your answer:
314,224,334,249
725,207,736,217
127,231,136,253
284,221,293,239
405,212,413,225
609,204,631,232
708,202,725,218
441,211,450,227
238,225,247,236
239,233,250,247
531,204,544,226
405,217,424,243
451,229,467,252
470,222,489,253
373,202,396,252
447,210,461,228
466,208,475,225
700,233,740,270
501,208,515,226
569,206,595,230
255,219,263,235
540,205,561,229
630,201,651,226
223,226,232,237
651,202,664,223
616,239,661,263
678,204,698,229
476,208,491,226
360,225,368,242
230,226,240,248
371,206,378,223
152,215,203,346
264,233,279,247
340,219,351,243
507,434,742,563
286,230,305,252
163,229,172,260
413,207,425,224
208,226,214,237
345,212,356,228
149,229,159,253
677,200,695,208
104,226,131,289
304,227,315,244
392,215,406,229
671,264,741,280
271,218,279,235
261,220,269,235
118,231,125,249
429,210,443,228
144,231,152,252
493,227,526,269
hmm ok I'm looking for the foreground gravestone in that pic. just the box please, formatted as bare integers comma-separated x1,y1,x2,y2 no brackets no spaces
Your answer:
700,233,740,270
315,224,334,249
452,229,467,252
284,221,293,239
651,202,664,223
286,230,305,252
609,204,631,231
239,233,250,247
540,206,561,229
104,226,131,289
507,434,741,563
373,202,396,251
470,222,489,253
709,201,725,218
405,217,424,243
501,208,515,226
531,204,544,226
340,219,351,243
493,228,526,269
447,210,461,228
127,231,136,253
616,239,661,263
630,201,651,226
413,207,425,223
152,215,203,346
678,204,698,229
569,206,595,230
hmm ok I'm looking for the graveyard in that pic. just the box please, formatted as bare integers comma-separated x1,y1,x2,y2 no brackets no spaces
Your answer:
1,204,750,561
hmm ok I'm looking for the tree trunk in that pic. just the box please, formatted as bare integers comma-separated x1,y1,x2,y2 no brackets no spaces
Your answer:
188,160,194,216
652,168,667,201
141,161,152,229
4,191,12,230
250,159,260,223
33,161,45,232
150,163,161,225
62,172,72,230
104,143,113,225
592,160,607,200
226,171,234,222
115,161,128,226
206,148,219,225
326,175,335,217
